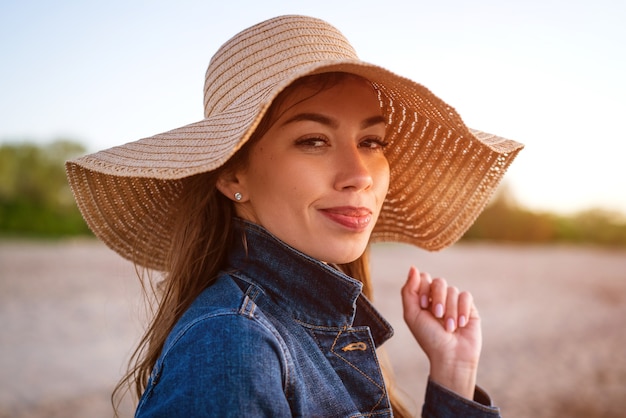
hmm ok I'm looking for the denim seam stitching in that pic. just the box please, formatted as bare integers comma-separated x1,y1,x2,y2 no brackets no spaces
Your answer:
330,327,387,415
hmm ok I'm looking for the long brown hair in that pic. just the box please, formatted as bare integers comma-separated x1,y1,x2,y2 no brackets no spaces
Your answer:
113,72,410,417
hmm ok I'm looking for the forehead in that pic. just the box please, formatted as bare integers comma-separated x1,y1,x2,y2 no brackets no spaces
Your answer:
276,75,381,115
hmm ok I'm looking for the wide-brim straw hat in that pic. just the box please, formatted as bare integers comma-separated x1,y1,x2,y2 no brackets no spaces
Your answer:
66,15,523,272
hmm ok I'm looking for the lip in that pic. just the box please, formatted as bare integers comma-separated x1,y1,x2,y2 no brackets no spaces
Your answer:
319,206,373,231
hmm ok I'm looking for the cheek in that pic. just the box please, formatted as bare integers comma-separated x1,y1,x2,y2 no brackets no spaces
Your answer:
248,159,305,203
246,149,281,190
375,159,391,198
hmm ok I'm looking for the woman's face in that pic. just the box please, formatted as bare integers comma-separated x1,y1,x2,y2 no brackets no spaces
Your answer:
229,76,389,264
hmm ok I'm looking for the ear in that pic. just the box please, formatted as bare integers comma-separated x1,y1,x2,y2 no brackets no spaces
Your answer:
216,168,248,202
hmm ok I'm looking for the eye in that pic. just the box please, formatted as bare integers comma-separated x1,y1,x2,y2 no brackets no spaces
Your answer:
360,137,389,150
294,136,329,148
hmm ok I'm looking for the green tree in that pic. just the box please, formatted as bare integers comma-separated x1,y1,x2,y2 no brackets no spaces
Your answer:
463,183,626,247
0,139,91,237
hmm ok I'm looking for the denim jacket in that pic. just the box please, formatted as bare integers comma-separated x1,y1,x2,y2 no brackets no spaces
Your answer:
135,219,501,417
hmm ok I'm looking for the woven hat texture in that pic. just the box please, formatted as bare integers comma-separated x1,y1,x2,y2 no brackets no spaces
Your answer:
66,15,524,271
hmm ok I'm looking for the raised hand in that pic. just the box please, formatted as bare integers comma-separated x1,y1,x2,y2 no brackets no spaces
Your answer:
401,266,483,399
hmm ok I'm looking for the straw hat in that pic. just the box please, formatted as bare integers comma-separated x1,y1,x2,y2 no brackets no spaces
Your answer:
66,15,523,271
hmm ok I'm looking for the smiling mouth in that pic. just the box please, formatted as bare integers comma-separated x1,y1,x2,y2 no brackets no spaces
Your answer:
320,207,373,231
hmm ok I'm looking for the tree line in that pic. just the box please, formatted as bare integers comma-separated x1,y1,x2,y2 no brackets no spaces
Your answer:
0,140,90,237
463,184,626,247
1,140,626,246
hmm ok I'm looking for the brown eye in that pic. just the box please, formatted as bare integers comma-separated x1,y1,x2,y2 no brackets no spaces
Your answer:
360,137,389,150
295,136,329,148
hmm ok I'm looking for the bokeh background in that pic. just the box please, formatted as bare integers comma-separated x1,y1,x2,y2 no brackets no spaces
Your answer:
1,1,625,417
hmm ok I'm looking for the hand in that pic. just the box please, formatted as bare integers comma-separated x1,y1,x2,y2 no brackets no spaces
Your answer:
401,266,482,399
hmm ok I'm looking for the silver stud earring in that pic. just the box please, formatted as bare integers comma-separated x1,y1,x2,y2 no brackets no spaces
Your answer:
234,192,242,201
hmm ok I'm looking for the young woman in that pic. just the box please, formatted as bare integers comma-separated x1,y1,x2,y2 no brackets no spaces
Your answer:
66,15,523,417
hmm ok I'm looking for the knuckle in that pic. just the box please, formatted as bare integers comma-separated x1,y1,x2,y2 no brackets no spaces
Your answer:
431,277,447,289
460,290,473,301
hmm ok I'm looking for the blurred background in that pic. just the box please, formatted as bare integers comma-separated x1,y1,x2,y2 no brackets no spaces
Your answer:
1,1,625,417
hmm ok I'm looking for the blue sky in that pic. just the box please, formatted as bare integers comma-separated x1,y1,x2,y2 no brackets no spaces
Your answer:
1,0,625,214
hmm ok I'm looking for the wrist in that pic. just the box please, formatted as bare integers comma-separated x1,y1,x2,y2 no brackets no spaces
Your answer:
429,361,478,400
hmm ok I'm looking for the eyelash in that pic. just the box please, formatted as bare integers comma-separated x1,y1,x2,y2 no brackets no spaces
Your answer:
361,138,389,150
295,136,389,150
295,136,328,147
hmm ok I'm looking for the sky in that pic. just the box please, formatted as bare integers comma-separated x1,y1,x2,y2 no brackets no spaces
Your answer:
1,0,625,215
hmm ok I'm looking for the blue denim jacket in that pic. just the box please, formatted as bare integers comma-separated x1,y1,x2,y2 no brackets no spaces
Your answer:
135,219,501,417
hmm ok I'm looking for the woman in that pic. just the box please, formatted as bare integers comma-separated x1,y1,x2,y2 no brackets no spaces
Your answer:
66,15,523,417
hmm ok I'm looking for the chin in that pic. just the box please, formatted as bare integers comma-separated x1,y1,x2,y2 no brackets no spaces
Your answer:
316,244,368,265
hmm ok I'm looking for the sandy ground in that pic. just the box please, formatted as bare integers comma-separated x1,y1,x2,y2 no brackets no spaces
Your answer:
1,239,625,417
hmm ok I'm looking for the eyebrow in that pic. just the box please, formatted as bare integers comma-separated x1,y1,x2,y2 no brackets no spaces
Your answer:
281,113,386,129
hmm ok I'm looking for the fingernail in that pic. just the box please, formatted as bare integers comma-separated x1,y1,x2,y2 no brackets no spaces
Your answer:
458,315,467,327
446,318,456,333
434,303,444,318
420,295,429,308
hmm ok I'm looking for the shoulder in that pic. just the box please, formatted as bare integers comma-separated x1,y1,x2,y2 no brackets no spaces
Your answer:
159,273,289,369
136,274,292,416
165,273,280,349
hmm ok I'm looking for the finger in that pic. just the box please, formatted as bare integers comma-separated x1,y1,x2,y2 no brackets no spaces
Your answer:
401,266,421,314
430,277,447,319
401,266,420,295
457,291,473,328
445,286,459,332
418,271,432,309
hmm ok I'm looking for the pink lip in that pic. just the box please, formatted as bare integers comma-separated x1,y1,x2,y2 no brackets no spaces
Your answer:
320,206,373,231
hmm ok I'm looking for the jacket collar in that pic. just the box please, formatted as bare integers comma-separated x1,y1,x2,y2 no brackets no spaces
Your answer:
227,219,393,347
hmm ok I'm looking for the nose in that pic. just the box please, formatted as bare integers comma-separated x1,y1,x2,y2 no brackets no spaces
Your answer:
334,144,374,191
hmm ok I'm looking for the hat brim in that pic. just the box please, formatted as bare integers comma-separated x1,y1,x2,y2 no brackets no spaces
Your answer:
66,60,523,270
